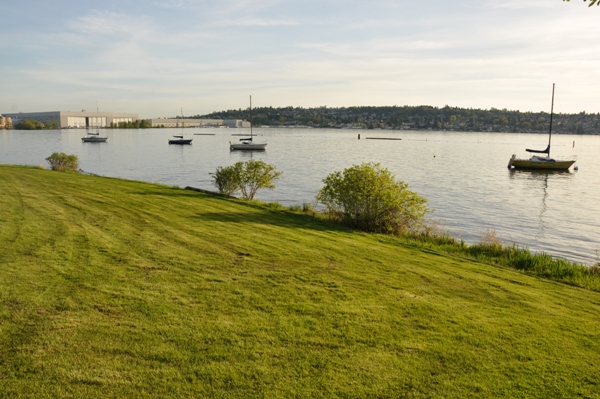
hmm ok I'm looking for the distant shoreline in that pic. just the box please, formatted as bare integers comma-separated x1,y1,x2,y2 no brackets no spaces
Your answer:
198,105,600,135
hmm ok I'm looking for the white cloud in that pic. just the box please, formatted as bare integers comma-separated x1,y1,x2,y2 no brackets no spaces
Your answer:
1,0,600,117
66,11,153,39
219,17,299,26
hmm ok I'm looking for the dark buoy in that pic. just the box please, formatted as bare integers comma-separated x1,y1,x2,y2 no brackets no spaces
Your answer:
574,166,579,171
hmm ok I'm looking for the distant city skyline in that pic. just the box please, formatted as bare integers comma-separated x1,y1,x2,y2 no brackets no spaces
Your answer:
1,1,598,118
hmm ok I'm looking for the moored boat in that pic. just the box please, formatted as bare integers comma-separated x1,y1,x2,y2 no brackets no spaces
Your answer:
169,108,193,144
82,102,108,143
82,135,108,143
230,95,267,151
169,135,193,145
508,154,575,170
229,140,267,151
508,84,576,171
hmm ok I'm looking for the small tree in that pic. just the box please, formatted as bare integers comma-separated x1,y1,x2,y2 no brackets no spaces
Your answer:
15,119,44,130
45,120,59,129
316,162,429,234
45,152,80,172
213,164,241,196
212,160,282,200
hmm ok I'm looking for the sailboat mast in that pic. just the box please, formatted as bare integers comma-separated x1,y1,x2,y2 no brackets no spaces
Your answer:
548,83,555,158
250,95,253,139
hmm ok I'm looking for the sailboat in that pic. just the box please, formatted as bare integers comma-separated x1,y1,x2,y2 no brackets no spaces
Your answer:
82,103,108,142
230,95,267,151
169,108,193,145
507,84,576,170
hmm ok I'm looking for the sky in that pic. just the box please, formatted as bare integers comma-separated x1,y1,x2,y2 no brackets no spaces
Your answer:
0,0,598,118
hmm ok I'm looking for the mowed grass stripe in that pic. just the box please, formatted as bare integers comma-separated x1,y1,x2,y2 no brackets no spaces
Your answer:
0,165,599,398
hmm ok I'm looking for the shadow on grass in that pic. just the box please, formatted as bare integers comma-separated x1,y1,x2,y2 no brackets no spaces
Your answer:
192,210,348,233
132,186,349,233
131,185,250,199
130,188,195,196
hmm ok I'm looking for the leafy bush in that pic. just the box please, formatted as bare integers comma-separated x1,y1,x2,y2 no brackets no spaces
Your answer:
15,119,44,130
302,202,313,213
45,152,80,172
316,162,429,234
212,160,282,200
212,165,241,196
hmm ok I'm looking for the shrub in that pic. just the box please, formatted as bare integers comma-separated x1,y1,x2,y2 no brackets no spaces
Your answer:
212,160,282,200
592,249,600,275
15,119,44,130
302,202,313,213
212,165,241,196
288,202,315,215
316,162,429,234
45,152,80,172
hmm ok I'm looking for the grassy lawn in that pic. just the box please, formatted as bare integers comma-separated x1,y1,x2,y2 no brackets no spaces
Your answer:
1,165,599,398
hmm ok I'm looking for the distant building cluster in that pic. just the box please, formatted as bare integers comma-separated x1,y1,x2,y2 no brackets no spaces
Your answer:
0,110,250,129
2,110,137,129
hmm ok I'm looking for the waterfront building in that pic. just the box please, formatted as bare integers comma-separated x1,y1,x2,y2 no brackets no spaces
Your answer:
2,110,138,129
2,110,250,129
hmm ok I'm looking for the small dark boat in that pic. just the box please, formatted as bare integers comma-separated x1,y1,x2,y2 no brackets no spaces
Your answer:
82,135,108,143
169,135,192,145
169,109,193,144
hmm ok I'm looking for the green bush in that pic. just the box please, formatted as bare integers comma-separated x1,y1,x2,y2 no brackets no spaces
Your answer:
15,119,44,130
45,120,59,129
212,165,241,196
302,202,313,213
45,152,80,172
212,160,282,200
316,162,429,234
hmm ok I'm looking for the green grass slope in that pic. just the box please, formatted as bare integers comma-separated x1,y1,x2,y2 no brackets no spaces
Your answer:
1,165,599,398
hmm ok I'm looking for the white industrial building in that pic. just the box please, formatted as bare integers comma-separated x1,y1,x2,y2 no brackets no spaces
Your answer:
2,110,138,128
2,110,251,129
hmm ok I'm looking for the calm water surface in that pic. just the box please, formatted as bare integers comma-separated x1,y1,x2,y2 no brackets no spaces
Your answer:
2,128,599,265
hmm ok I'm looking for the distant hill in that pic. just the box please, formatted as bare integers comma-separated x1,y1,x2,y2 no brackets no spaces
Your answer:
196,105,600,134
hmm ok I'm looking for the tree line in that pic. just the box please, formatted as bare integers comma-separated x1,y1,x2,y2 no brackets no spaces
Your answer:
14,119,59,130
198,105,600,134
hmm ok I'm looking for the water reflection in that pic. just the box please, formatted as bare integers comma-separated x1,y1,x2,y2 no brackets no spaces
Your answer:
508,169,573,244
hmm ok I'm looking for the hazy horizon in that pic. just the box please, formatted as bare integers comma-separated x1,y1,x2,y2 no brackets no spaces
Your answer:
1,1,598,118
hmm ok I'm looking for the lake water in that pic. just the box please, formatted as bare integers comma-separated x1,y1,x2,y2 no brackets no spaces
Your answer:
2,128,599,265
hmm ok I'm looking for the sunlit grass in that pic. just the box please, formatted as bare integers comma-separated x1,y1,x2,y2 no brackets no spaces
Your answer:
1,165,600,398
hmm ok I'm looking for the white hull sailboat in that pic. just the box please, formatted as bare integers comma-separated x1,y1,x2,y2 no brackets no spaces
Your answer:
230,95,267,151
507,84,576,171
230,141,267,151
82,103,108,143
